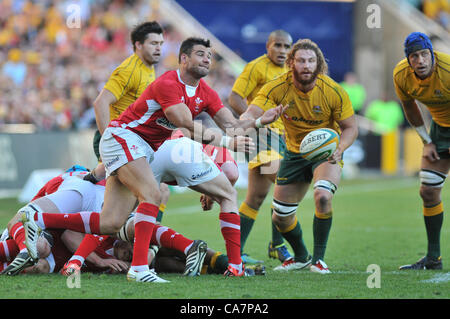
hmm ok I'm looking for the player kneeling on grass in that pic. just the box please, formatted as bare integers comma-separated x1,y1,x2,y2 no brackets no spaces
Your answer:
241,39,358,274
1,167,206,279
61,214,208,279
96,214,264,277
0,229,131,275
0,165,98,275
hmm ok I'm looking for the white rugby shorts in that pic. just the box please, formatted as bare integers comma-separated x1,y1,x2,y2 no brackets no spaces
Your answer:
151,137,220,187
48,176,105,212
100,127,155,178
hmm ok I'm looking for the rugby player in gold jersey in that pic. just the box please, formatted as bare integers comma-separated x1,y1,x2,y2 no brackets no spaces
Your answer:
228,30,293,265
241,39,358,273
394,32,449,270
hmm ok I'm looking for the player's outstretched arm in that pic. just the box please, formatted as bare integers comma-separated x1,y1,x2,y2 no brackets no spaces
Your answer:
164,103,254,153
213,104,286,132
61,230,129,273
164,103,216,142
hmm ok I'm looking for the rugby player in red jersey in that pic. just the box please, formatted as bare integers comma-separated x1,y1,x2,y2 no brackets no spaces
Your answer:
21,37,286,282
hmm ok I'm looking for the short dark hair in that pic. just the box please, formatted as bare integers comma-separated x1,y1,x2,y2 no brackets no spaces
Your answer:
178,37,211,63
130,21,163,51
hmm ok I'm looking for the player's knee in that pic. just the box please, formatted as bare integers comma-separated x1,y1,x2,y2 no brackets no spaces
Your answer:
159,183,170,205
272,199,298,229
313,180,336,211
37,236,51,259
7,206,29,231
140,188,162,206
271,210,294,231
313,190,332,211
419,185,440,204
102,214,129,234
7,214,20,232
222,165,239,186
246,186,270,208
419,169,446,201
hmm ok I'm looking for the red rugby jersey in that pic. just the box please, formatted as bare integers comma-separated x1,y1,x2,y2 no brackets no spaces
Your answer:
109,70,224,151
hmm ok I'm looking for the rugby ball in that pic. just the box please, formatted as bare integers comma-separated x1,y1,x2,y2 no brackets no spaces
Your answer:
299,128,339,162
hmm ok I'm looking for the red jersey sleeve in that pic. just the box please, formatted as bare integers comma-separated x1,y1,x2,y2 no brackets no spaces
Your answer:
204,87,224,118
152,78,185,111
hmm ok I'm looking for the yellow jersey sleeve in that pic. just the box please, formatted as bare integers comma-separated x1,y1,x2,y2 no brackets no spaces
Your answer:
250,79,284,112
232,61,262,102
232,55,288,103
103,54,155,120
393,59,413,101
331,84,354,122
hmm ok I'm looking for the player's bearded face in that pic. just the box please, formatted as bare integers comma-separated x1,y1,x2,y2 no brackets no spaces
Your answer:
291,49,319,86
187,45,212,78
408,49,433,79
140,33,164,65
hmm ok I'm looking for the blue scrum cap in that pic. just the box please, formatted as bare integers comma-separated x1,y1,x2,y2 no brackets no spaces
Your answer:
404,32,434,65
65,165,89,173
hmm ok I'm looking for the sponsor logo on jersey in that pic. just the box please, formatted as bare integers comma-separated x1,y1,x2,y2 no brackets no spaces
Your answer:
313,105,322,114
191,167,213,180
290,116,323,125
156,117,177,130
105,156,120,168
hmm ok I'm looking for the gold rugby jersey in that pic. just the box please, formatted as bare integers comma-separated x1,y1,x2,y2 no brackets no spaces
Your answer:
252,71,354,153
104,53,156,121
393,51,449,127
232,54,288,133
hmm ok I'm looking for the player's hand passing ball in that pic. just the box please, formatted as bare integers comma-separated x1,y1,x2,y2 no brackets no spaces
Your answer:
229,135,255,153
260,104,288,126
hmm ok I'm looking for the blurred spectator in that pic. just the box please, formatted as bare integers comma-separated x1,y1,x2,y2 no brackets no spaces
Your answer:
340,72,367,115
365,95,405,134
2,49,27,85
423,0,450,30
0,0,236,131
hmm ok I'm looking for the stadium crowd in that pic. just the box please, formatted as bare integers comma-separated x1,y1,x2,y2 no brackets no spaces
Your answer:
0,0,235,130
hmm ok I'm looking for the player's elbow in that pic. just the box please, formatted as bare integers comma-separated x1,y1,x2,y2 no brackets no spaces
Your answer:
93,95,106,112
228,92,245,115
228,92,237,107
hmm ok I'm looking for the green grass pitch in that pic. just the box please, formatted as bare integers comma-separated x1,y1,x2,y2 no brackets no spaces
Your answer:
0,176,448,299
